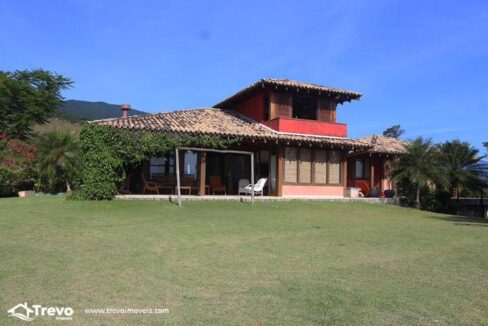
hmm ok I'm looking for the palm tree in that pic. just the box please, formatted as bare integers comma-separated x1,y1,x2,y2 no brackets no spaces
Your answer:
36,131,80,192
390,137,448,209
438,140,488,199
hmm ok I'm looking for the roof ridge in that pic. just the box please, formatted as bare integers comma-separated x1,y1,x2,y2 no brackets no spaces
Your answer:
88,107,215,123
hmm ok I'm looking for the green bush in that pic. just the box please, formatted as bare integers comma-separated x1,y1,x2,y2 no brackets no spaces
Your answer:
0,166,14,197
70,124,237,200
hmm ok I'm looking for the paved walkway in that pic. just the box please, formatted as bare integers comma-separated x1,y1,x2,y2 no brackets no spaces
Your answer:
116,194,400,205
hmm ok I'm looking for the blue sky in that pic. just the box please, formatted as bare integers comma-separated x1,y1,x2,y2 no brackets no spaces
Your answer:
1,0,487,149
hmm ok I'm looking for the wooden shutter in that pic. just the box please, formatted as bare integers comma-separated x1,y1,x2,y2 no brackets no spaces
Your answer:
328,151,341,184
271,93,291,119
313,150,327,183
299,148,312,183
284,147,297,183
317,99,337,122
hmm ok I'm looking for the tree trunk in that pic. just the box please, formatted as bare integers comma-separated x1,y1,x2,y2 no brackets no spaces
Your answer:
415,186,421,209
66,181,72,193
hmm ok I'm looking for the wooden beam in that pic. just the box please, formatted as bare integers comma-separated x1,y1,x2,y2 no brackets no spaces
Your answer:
251,153,255,204
342,157,348,197
370,156,375,190
276,146,284,197
176,149,181,206
198,152,206,196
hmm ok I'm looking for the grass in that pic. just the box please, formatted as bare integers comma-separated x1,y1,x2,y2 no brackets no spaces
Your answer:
1,197,487,325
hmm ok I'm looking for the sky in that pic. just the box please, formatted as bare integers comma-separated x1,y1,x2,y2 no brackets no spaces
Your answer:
1,0,487,150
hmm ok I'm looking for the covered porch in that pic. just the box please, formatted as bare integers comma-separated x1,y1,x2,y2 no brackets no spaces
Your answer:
346,135,408,197
127,146,279,197
346,153,394,197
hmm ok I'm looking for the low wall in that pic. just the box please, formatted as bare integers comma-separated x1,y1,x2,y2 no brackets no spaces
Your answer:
282,185,344,197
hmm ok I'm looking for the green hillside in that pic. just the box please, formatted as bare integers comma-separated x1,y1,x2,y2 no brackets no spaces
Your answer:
57,99,147,121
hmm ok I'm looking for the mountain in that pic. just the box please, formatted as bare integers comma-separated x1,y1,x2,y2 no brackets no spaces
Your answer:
57,100,147,121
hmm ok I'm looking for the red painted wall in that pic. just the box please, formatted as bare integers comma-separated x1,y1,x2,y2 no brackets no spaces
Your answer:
265,117,347,137
233,89,270,122
231,90,347,137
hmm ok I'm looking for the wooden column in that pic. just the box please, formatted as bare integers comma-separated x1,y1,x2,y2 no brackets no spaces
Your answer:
198,152,206,196
176,149,181,206
276,146,284,197
342,157,348,197
370,155,375,189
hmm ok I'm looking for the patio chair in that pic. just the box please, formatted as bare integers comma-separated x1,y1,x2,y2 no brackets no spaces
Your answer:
356,180,369,197
154,174,174,194
178,174,198,195
209,176,226,195
141,174,159,194
239,178,267,196
238,179,250,195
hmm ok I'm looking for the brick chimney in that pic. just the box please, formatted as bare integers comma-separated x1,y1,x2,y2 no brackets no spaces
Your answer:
121,104,131,118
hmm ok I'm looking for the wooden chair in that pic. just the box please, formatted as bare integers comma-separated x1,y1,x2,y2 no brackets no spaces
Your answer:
209,176,226,195
178,175,198,195
141,174,159,194
154,174,175,194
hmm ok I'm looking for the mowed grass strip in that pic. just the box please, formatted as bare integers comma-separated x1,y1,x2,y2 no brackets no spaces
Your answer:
0,197,487,325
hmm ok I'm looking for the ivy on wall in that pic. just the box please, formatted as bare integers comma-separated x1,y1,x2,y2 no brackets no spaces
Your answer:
70,124,238,200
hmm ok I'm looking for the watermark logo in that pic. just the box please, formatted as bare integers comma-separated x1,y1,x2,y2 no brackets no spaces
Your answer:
7,303,34,321
8,302,73,321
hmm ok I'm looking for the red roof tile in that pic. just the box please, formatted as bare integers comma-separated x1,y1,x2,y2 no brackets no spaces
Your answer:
90,108,369,149
214,78,362,108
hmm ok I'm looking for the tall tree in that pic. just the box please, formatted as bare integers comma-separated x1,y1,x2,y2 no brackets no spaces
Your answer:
390,137,447,209
383,125,405,139
439,140,488,199
36,131,80,192
0,69,72,140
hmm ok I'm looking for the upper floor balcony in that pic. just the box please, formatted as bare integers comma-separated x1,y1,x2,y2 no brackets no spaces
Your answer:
264,117,347,138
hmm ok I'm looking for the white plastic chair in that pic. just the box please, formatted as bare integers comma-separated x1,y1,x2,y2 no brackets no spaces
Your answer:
238,179,250,195
239,178,267,196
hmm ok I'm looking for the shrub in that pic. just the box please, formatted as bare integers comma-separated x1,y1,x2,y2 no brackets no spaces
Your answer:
0,166,14,197
70,124,238,200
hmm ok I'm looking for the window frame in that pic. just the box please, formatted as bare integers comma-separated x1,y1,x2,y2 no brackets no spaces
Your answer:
283,147,343,186
149,153,176,180
354,157,371,180
291,95,318,121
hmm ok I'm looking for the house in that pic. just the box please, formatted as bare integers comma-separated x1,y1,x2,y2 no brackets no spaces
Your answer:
8,302,34,321
91,78,406,197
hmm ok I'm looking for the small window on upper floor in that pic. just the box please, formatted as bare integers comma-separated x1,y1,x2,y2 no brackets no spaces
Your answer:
263,95,270,121
292,95,317,120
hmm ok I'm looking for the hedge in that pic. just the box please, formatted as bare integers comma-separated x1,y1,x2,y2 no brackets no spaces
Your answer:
70,124,238,200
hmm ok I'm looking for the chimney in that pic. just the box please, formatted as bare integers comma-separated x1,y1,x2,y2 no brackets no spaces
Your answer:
121,104,131,118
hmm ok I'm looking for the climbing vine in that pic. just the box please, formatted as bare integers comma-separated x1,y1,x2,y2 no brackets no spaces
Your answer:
70,124,239,200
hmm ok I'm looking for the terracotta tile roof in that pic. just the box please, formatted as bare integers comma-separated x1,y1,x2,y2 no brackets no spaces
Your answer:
356,135,408,154
214,78,362,108
90,108,370,149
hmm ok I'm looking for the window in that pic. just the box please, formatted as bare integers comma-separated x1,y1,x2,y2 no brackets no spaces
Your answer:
328,151,341,184
355,158,370,179
149,157,165,179
284,147,298,183
313,150,327,184
284,147,342,184
292,96,317,120
184,151,198,180
149,154,175,179
298,148,312,183
263,95,270,121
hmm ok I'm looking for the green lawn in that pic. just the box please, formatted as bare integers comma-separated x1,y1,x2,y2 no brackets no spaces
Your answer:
1,197,487,325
